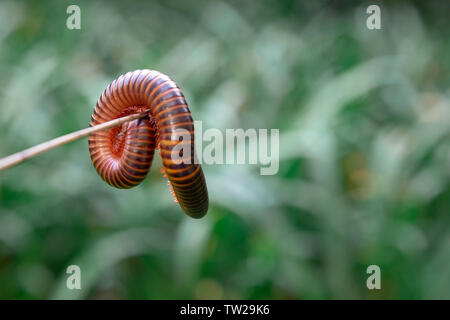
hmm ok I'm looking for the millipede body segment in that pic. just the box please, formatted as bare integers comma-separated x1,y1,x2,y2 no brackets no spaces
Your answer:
88,70,208,218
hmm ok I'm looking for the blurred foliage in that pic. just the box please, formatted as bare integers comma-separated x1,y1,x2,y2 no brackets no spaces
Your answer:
0,0,449,299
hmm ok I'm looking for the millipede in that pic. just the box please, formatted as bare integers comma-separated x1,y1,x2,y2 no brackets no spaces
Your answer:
88,69,209,219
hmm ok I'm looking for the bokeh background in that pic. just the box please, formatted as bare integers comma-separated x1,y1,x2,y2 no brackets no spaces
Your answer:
0,0,449,299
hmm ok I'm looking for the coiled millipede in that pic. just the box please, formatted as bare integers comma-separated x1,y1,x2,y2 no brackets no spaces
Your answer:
88,69,209,218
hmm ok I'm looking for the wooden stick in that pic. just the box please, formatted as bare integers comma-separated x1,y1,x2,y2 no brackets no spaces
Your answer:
0,110,149,171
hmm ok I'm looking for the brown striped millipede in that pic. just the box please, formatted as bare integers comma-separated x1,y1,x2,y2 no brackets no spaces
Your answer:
88,69,209,219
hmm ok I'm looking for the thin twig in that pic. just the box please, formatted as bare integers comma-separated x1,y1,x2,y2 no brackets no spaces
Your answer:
0,110,149,171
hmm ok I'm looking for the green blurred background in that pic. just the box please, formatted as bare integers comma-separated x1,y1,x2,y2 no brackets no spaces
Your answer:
0,0,449,299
